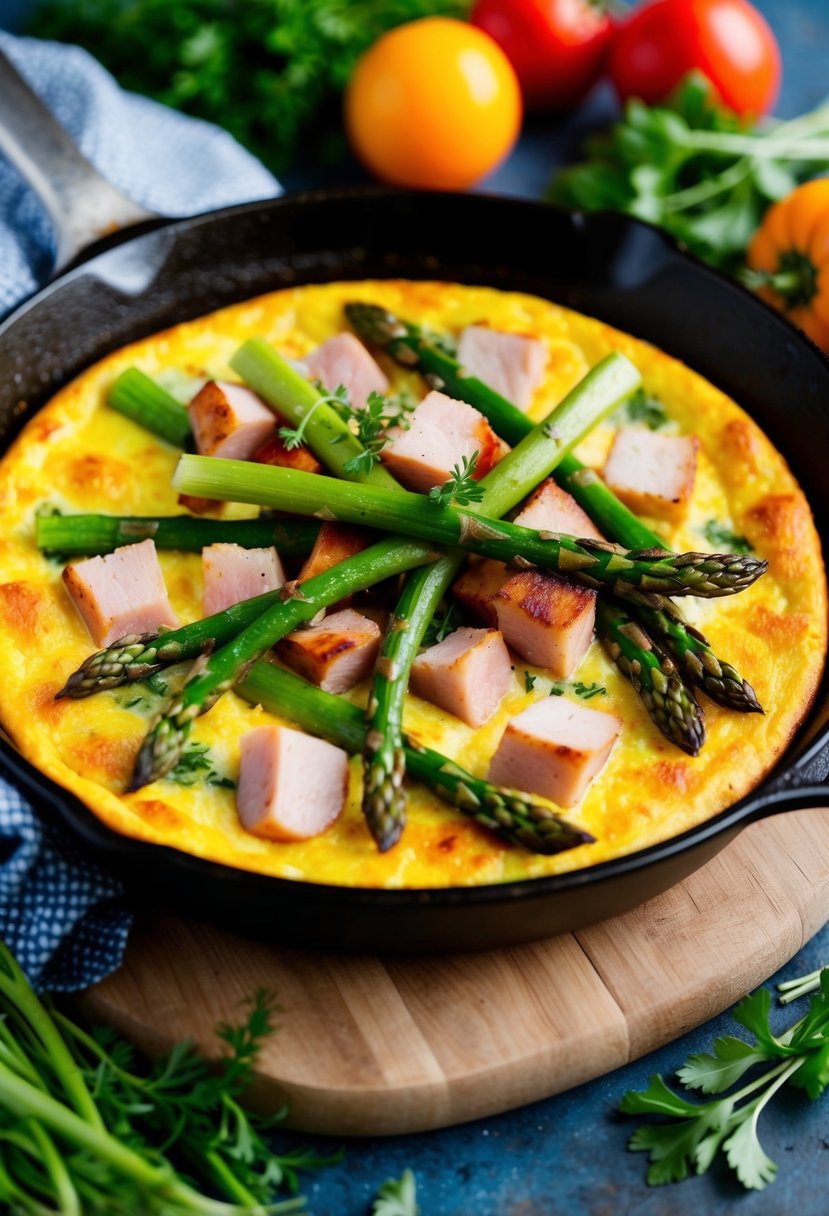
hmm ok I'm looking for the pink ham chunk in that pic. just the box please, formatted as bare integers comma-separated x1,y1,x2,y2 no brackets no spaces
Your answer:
63,539,178,647
411,626,512,728
452,559,507,626
457,325,547,413
306,332,389,408
202,544,285,616
494,570,596,678
189,380,276,461
381,390,504,493
237,724,348,841
513,480,604,541
488,696,622,808
277,608,381,694
603,428,700,523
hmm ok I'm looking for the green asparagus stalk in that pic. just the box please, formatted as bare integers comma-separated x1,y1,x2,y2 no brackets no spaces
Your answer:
348,302,762,711
624,592,762,713
37,512,320,559
362,561,452,851
108,368,192,448
130,538,439,789
360,351,642,849
58,589,292,699
238,662,594,855
229,338,399,488
173,458,767,598
596,598,705,755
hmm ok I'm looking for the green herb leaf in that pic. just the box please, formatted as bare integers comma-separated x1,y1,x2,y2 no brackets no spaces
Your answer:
428,451,486,509
549,74,829,274
372,1168,420,1216
614,388,669,431
678,1036,769,1094
524,671,537,692
702,520,754,555
423,602,462,647
723,1112,779,1190
573,680,606,700
29,0,467,176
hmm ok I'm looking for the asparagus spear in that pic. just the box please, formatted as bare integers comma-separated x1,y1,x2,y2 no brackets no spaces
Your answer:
229,338,399,488
109,369,192,448
37,512,320,559
238,662,594,856
58,589,290,699
360,352,642,849
362,562,450,851
349,303,762,711
624,592,763,713
130,538,439,789
596,599,705,756
173,458,767,598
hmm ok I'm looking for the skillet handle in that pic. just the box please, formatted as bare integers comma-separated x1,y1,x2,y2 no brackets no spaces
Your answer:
0,47,156,273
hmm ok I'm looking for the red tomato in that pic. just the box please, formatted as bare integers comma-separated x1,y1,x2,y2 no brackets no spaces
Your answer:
471,0,613,112
608,0,781,117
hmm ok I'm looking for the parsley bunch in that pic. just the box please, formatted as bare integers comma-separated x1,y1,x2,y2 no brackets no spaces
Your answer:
0,938,338,1213
621,969,829,1191
550,76,829,273
29,0,468,175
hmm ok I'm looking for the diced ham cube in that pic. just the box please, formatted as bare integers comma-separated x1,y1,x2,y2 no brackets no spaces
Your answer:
513,480,604,541
63,539,178,647
411,626,512,728
494,570,596,679
451,559,507,626
297,522,373,611
202,544,285,616
602,429,700,523
299,523,372,583
457,325,547,412
237,724,348,841
381,390,504,493
306,332,389,408
277,608,381,694
253,433,322,475
488,696,622,808
189,381,275,461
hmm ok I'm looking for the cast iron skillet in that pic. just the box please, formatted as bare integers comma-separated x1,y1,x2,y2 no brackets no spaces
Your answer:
0,54,827,952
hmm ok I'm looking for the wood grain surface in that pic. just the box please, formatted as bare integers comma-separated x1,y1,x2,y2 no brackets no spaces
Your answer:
82,807,829,1137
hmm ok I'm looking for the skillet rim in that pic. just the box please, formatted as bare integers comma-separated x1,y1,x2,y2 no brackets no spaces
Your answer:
0,186,826,910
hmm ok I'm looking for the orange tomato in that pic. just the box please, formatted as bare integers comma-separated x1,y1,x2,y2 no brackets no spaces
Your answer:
345,18,522,191
746,179,829,353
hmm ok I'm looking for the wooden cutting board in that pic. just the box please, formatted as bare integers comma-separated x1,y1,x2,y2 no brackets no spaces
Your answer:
82,807,829,1137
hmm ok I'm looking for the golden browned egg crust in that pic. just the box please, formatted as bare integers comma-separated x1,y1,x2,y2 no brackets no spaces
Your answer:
0,281,825,888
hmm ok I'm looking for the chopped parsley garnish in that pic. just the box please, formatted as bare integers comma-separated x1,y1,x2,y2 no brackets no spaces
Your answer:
168,743,235,790
702,520,754,554
573,681,607,700
423,602,462,646
614,388,669,431
524,671,537,692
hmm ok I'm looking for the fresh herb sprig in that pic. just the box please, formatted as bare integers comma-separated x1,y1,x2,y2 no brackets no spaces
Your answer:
423,601,462,646
372,1169,420,1216
550,75,829,273
334,389,416,476
621,968,829,1191
428,451,485,508
278,386,350,452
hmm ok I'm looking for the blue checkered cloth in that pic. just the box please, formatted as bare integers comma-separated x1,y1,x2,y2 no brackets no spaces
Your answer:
0,31,279,990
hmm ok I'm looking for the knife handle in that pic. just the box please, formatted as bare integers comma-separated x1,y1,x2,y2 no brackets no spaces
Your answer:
0,46,157,273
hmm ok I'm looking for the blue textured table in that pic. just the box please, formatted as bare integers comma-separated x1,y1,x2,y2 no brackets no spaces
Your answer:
0,1,827,1212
